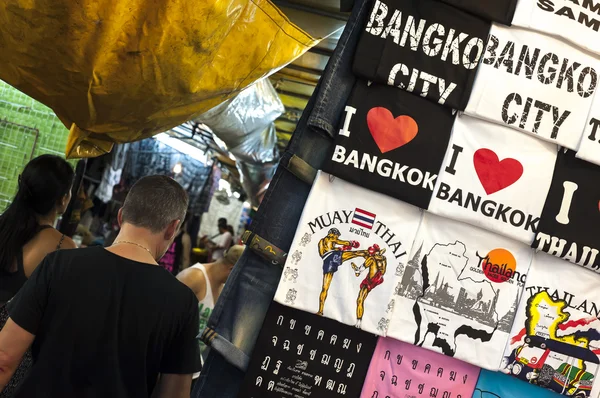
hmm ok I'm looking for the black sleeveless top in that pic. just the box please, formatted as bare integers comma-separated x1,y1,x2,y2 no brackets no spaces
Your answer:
0,226,64,305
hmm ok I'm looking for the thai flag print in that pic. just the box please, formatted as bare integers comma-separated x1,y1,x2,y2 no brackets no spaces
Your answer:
352,208,376,229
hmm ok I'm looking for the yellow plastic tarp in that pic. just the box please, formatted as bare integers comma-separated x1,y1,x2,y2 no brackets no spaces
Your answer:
0,0,317,158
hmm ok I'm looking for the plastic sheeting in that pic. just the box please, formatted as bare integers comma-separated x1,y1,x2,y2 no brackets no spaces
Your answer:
196,78,284,164
0,0,317,158
196,78,283,206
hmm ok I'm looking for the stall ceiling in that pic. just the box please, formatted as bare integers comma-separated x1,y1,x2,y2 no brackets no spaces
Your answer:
270,0,348,151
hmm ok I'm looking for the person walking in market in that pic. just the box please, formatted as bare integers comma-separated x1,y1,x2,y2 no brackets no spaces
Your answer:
0,175,201,398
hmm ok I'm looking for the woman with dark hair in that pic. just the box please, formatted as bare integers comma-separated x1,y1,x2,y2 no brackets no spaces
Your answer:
0,155,77,305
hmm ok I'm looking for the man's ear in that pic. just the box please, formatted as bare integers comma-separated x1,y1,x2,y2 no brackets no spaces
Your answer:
165,219,181,241
117,208,124,227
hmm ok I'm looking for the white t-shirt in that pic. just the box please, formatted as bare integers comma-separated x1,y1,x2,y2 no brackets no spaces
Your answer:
512,0,600,56
212,231,232,260
577,89,600,166
429,114,557,244
501,252,600,397
465,24,599,150
274,171,422,336
387,212,533,370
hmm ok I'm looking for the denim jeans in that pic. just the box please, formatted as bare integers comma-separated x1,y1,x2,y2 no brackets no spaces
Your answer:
192,1,371,396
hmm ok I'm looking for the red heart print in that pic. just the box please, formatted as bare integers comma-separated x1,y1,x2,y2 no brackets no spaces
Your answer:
473,149,523,195
366,107,418,153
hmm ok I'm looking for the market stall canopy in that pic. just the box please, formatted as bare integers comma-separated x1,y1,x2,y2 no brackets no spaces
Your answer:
0,0,318,158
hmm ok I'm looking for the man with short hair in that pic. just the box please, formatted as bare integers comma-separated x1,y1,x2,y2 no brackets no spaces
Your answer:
0,175,201,398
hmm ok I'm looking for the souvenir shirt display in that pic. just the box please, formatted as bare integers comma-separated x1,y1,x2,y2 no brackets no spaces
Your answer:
353,0,491,110
237,302,378,398
465,24,599,150
533,150,600,272
436,0,518,24
273,171,422,336
429,114,557,245
501,252,600,397
387,212,533,370
576,88,600,166
323,80,455,210
474,369,562,398
512,0,600,56
359,337,479,398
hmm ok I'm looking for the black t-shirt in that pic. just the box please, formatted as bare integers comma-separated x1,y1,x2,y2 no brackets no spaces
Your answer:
323,80,454,209
533,150,600,272
436,0,517,24
8,247,201,398
353,0,491,110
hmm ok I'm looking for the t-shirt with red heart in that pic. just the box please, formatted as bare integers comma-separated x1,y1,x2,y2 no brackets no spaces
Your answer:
532,150,600,273
353,0,491,110
323,80,455,210
428,114,558,245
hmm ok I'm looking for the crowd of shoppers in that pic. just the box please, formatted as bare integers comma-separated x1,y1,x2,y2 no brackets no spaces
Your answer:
0,156,244,398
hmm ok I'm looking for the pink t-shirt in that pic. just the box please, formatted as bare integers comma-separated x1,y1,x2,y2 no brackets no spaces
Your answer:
360,337,480,398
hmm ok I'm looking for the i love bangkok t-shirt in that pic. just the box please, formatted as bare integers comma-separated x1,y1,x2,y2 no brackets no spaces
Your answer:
428,114,558,245
323,80,454,210
353,0,490,110
273,171,422,336
387,212,533,371
465,23,599,150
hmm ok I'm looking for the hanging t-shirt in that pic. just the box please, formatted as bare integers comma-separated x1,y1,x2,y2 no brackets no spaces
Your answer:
360,337,479,398
237,301,378,398
274,171,422,336
387,212,533,370
429,114,557,245
576,89,600,166
532,150,600,272
323,80,454,210
512,0,600,57
435,0,518,24
465,24,599,150
353,0,491,110
501,252,600,397
475,369,562,398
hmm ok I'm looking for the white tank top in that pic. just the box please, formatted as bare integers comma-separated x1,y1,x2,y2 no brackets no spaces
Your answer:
192,263,215,308
191,263,215,378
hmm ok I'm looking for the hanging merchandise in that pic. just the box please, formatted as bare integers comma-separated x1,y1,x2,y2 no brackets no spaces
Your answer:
237,301,378,398
532,150,600,272
465,24,599,150
387,212,533,370
428,114,557,245
273,171,422,336
323,80,455,210
353,0,491,110
475,369,562,398
512,0,600,56
95,143,130,203
359,337,480,398
0,0,317,158
577,89,600,166
435,0,518,24
501,252,600,397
